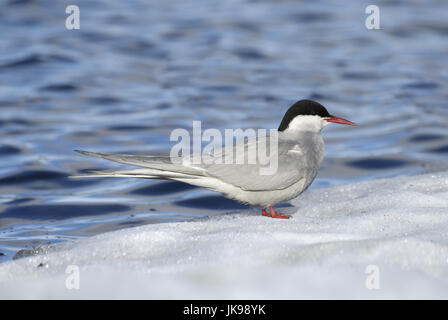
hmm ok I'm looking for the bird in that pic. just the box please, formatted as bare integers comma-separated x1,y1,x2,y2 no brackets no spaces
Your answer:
73,99,356,219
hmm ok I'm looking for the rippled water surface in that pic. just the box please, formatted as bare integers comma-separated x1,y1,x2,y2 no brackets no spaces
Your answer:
1,0,447,262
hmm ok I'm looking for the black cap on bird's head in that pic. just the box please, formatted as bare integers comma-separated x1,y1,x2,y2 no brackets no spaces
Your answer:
278,99,356,132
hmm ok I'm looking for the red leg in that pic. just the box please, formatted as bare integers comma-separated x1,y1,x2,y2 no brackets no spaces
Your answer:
261,206,290,219
269,206,290,219
262,208,270,217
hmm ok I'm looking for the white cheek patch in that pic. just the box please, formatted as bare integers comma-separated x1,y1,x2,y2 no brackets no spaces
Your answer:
285,115,325,132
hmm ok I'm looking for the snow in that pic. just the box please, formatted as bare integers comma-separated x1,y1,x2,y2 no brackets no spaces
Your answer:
1,171,448,299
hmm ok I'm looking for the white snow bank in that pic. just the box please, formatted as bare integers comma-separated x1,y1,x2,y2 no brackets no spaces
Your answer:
1,171,448,299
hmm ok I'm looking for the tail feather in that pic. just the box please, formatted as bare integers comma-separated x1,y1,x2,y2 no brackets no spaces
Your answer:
74,150,205,176
70,168,203,179
71,168,155,179
72,150,206,180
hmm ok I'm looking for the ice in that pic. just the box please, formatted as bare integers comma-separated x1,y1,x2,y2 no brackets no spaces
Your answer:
1,171,448,299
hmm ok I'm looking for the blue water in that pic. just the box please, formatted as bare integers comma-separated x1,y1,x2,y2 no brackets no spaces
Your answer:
1,0,448,262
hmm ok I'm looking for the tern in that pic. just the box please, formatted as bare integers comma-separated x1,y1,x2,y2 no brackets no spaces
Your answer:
73,100,356,219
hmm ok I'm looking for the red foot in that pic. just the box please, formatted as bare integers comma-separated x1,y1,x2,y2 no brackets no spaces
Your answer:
262,209,271,217
261,206,290,219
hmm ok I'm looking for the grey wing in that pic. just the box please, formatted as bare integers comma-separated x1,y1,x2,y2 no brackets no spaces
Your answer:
201,135,308,191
